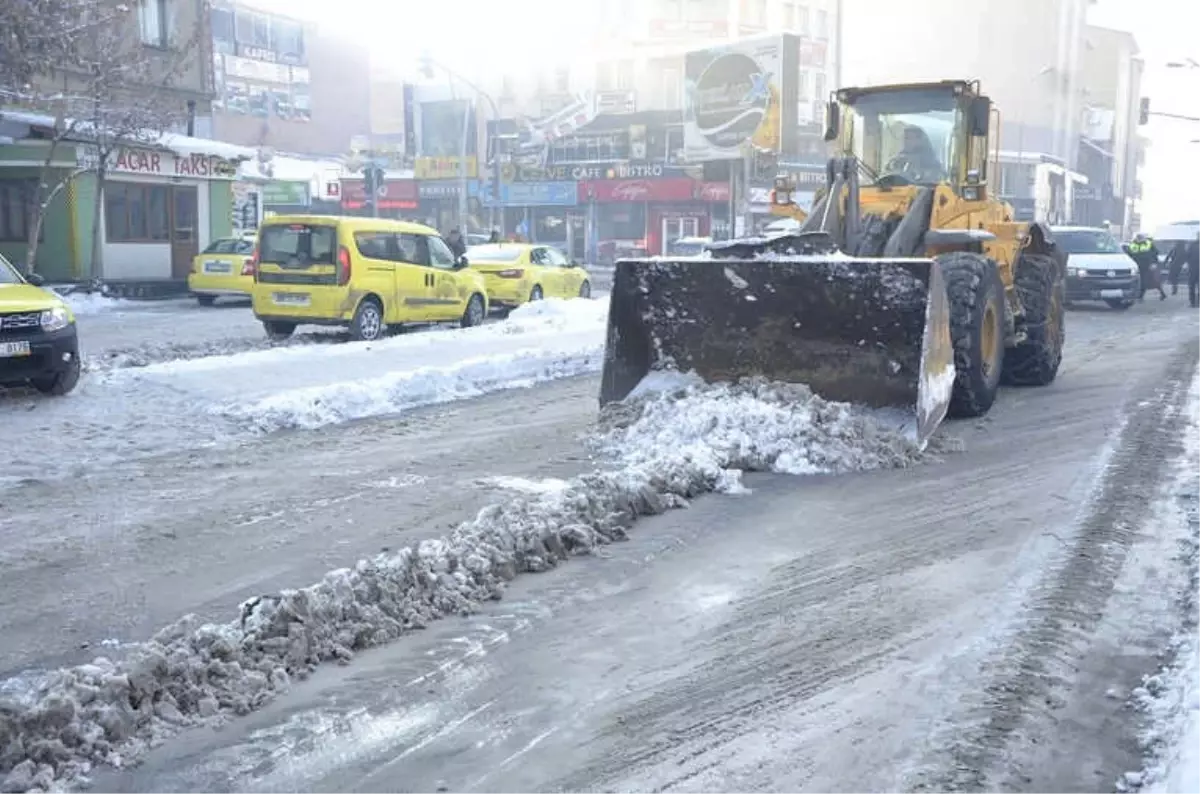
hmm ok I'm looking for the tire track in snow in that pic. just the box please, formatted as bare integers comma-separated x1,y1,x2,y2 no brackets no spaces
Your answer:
913,335,1200,791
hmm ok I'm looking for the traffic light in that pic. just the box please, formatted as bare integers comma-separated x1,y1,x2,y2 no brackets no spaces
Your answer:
1139,97,1150,125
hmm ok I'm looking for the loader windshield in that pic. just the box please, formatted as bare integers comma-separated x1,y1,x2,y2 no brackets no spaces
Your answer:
843,87,961,186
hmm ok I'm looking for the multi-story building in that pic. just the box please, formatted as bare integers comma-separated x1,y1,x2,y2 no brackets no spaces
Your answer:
0,0,255,284
1078,24,1145,234
840,0,1096,224
207,0,371,156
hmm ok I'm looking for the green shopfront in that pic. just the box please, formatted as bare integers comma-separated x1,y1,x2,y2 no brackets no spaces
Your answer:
0,138,247,283
261,180,311,216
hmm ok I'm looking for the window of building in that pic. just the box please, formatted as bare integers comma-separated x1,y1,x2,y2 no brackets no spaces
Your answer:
138,0,168,47
797,69,809,100
816,8,828,38
798,4,810,35
814,71,826,101
554,67,570,92
0,181,35,243
271,19,304,60
782,1,796,28
210,7,234,43
105,183,170,243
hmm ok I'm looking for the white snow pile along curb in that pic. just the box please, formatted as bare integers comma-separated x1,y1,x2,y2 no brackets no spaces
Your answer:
1121,390,1200,794
0,376,953,793
59,292,155,316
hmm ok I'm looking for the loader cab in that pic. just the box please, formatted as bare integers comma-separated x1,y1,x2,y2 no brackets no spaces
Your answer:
825,80,994,201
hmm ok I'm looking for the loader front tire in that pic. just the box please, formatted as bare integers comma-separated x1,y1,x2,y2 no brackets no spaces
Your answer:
1002,253,1064,386
938,251,1006,418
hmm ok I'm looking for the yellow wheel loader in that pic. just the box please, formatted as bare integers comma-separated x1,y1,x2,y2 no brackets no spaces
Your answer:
599,79,1066,445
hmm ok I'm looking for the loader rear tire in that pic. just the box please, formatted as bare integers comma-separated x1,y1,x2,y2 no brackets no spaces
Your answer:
1002,253,1064,386
938,251,1006,418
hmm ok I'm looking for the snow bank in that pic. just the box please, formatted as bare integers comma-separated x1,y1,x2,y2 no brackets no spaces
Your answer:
0,375,953,793
1123,377,1200,794
60,292,156,316
203,297,610,431
223,346,605,432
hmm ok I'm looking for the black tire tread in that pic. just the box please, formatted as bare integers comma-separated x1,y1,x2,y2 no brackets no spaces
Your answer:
938,251,1006,418
1003,253,1064,386
350,297,384,341
32,358,81,396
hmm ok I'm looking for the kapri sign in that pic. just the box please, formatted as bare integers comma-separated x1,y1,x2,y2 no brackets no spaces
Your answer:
107,148,240,180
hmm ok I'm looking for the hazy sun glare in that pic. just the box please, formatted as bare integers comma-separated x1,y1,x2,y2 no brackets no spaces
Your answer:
237,0,592,79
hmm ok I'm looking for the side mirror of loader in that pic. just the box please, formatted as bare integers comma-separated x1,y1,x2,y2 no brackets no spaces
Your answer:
824,101,840,141
968,96,991,137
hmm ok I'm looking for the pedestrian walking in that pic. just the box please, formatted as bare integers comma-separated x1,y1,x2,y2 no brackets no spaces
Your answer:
1175,239,1200,308
1125,234,1167,301
446,228,467,258
1166,242,1185,295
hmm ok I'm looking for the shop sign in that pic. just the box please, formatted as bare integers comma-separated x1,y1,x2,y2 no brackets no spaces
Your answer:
261,180,310,206
340,178,418,210
418,180,481,200
107,147,240,180
480,181,577,207
696,181,731,202
581,178,704,203
504,162,692,182
415,156,477,180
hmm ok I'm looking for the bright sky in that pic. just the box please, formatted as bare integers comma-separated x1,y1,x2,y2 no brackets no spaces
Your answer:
242,0,585,79
1090,0,1199,229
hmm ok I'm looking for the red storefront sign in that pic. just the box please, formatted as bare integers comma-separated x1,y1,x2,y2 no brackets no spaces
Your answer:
340,178,418,210
579,178,732,203
696,181,731,202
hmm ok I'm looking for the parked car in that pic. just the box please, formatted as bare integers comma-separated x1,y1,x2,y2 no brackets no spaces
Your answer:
188,236,257,306
1051,225,1141,310
251,215,489,341
464,243,592,311
0,253,81,395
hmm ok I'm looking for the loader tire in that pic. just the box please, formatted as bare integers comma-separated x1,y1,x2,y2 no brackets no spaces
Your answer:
938,251,1006,418
1002,253,1064,386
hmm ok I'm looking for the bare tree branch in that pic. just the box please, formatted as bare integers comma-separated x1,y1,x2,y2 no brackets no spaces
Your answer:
2,0,207,275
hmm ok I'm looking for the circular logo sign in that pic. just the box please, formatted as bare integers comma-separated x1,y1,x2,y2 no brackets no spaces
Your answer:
691,52,771,150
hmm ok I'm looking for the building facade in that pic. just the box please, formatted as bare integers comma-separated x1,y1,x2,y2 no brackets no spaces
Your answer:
0,0,256,283
207,0,371,156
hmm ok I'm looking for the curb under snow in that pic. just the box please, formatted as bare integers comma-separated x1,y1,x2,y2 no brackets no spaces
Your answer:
0,378,956,793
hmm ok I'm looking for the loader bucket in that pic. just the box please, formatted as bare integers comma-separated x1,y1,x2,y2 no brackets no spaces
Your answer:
599,256,955,446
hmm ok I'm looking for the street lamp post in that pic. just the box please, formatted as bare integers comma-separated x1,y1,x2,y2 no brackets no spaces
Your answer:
419,54,502,233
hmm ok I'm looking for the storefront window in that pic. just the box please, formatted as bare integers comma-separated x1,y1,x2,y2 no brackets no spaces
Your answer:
105,184,170,243
0,181,34,243
599,203,646,240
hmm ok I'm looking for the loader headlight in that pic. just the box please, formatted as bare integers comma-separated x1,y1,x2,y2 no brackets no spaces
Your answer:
1072,267,1088,278
40,306,71,331
773,189,791,205
962,186,981,201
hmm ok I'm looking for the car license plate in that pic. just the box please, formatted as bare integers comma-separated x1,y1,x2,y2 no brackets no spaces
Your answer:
0,340,31,358
1100,289,1125,298
273,292,311,307
204,260,232,274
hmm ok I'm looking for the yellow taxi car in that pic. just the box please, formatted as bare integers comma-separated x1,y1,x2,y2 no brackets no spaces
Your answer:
464,243,592,310
251,215,489,341
188,235,256,306
0,253,80,396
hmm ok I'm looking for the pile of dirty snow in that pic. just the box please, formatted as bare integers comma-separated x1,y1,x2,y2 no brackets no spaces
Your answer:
0,372,952,793
83,333,343,373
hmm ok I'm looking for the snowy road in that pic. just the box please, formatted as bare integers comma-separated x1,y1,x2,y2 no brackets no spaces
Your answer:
1,300,1196,792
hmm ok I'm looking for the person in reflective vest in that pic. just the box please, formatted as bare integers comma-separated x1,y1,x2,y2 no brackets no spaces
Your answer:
1124,234,1166,301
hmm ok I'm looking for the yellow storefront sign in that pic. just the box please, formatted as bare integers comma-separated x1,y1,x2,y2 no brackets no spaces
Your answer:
415,156,478,180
